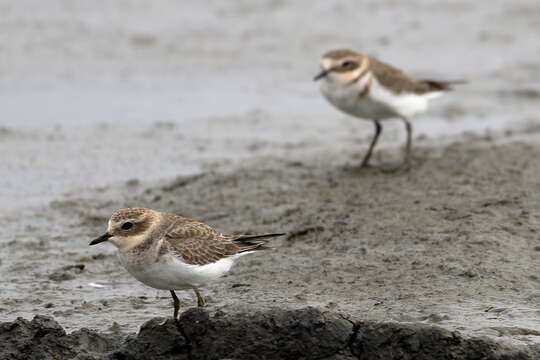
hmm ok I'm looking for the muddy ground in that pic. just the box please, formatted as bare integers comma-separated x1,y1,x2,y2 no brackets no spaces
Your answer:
2,0,540,358
3,307,540,359
3,129,540,358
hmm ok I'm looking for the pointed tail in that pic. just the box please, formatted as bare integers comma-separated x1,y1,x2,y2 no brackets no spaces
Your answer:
233,233,286,252
422,79,468,91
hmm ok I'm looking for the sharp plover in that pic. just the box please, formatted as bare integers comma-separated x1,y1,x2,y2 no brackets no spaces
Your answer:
314,49,463,168
90,208,284,319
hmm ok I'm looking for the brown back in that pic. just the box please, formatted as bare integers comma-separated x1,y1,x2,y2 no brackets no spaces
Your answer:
369,57,456,94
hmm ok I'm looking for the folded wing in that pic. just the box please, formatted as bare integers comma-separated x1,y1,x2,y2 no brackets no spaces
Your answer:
161,218,284,265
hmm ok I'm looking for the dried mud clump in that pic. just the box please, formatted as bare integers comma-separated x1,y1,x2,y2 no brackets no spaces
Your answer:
1,308,539,360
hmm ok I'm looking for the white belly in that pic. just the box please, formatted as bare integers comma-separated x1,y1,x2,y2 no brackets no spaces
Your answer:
321,81,393,120
320,77,440,120
118,251,239,290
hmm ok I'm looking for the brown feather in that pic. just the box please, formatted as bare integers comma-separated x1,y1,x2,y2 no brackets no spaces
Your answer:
154,215,283,265
323,49,359,60
231,233,285,253
368,56,460,95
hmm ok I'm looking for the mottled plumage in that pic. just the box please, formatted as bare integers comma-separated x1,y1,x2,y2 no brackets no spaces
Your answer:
90,208,284,319
157,215,273,265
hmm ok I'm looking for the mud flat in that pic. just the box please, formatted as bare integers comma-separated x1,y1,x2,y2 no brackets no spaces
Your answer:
2,0,540,358
2,130,540,359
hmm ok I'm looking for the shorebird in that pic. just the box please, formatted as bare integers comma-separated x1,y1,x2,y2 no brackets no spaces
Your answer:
90,208,284,319
314,49,463,168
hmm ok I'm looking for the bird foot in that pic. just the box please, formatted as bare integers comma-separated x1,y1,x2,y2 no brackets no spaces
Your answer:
342,162,374,172
380,161,411,173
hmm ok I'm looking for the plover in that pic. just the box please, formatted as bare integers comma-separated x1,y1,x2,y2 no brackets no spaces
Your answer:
314,49,463,168
89,208,284,319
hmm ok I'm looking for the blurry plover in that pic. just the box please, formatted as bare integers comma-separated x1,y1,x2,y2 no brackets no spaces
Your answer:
90,208,284,319
314,49,463,168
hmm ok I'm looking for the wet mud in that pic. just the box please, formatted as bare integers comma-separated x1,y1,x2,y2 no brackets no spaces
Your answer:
3,131,540,358
2,1,540,358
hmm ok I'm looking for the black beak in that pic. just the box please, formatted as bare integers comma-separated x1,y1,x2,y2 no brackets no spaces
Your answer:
89,233,112,246
313,69,331,81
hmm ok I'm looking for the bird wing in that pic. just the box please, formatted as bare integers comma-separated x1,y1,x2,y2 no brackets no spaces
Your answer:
160,218,283,265
159,218,238,265
369,56,452,94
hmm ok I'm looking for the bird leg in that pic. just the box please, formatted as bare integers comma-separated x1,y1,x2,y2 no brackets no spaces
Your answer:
170,290,180,320
401,117,413,165
381,117,413,173
193,288,207,307
360,120,382,168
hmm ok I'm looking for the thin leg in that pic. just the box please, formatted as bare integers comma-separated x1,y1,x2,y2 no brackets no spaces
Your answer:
193,288,207,307
401,117,412,165
170,290,180,320
360,120,382,168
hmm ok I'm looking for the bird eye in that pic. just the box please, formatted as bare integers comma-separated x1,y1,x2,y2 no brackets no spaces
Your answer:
342,61,356,68
121,222,133,230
